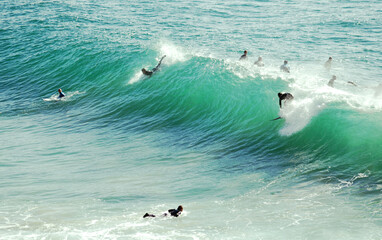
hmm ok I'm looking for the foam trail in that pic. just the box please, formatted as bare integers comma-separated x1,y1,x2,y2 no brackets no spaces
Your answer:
158,42,187,64
128,71,145,85
128,43,188,85
279,97,326,136
43,91,84,102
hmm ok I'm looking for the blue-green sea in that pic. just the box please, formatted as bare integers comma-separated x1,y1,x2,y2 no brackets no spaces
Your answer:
1,0,382,239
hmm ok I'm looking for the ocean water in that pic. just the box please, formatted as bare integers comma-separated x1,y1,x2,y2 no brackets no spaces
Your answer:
1,0,382,239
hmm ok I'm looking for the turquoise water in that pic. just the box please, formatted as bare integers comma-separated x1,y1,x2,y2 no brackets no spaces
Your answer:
1,0,382,239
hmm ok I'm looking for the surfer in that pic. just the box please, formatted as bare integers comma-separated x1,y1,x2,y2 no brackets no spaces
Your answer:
239,50,248,61
271,92,294,121
328,75,336,87
278,92,293,108
143,205,183,218
254,56,264,67
324,57,332,70
58,88,65,98
141,55,166,76
280,60,290,73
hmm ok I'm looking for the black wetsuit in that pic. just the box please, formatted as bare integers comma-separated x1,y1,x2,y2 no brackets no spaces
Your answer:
279,93,293,108
143,213,156,218
58,92,65,98
142,70,153,76
167,208,182,217
142,56,166,76
143,208,182,218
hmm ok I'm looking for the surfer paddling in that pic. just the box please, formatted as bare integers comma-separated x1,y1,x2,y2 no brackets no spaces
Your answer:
143,205,183,218
142,55,166,76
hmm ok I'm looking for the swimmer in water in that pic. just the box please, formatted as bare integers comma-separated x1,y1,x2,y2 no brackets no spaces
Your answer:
324,57,332,70
239,50,248,61
141,55,166,76
280,60,290,73
143,205,183,218
254,56,264,67
278,92,293,108
58,88,65,98
328,75,336,87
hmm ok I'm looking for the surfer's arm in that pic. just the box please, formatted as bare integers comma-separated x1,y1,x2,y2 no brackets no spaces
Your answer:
279,98,282,108
154,55,166,70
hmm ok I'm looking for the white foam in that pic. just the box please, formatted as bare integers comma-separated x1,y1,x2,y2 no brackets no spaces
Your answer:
279,96,326,136
274,60,382,135
127,71,145,85
336,170,371,190
43,91,84,102
157,42,188,64
127,42,189,85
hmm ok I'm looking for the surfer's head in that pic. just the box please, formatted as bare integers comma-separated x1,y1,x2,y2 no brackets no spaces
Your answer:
58,88,62,93
278,92,282,98
141,68,151,76
177,205,183,212
243,50,247,55
258,56,262,61
284,60,288,64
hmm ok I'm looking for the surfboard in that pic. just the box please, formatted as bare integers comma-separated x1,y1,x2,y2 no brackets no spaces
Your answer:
43,97,60,102
271,117,282,121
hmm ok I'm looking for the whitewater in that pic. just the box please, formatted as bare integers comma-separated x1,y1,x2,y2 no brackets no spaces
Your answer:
1,0,382,239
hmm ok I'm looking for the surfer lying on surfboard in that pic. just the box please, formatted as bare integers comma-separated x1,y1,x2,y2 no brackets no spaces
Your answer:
141,55,166,76
143,205,183,218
